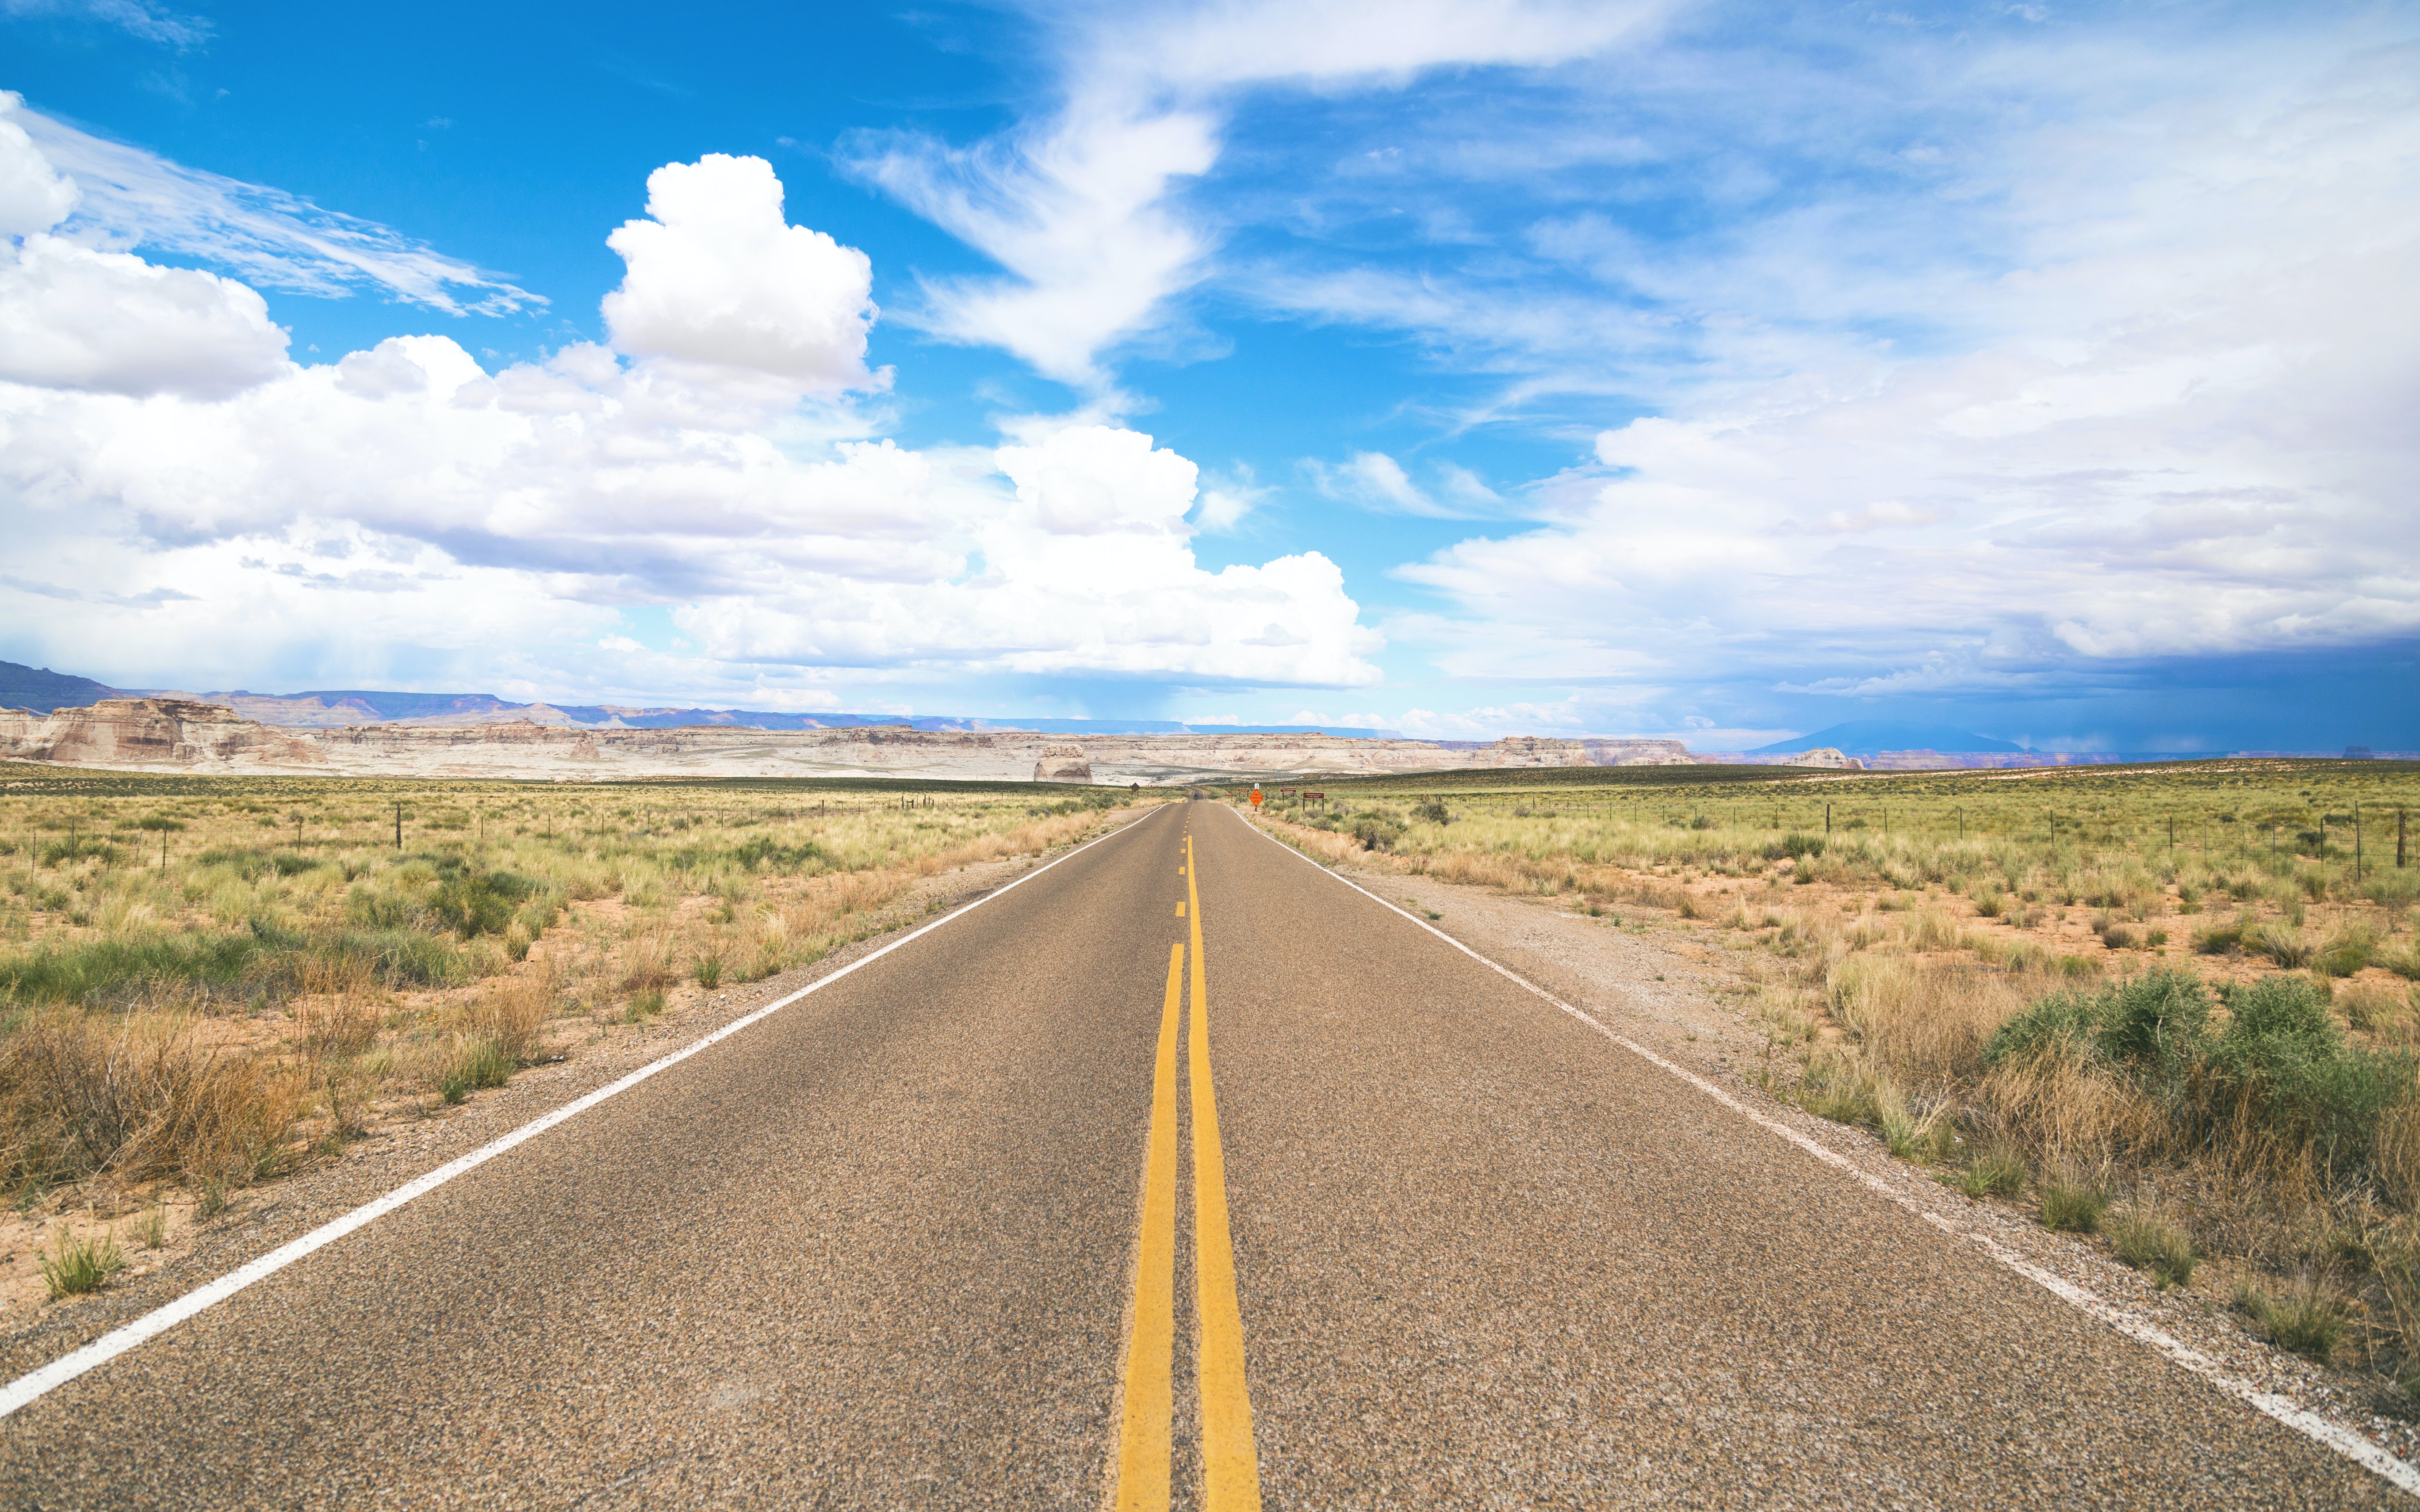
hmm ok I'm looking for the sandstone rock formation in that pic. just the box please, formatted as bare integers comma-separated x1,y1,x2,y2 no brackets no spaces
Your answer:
1581,738,1698,766
0,699,321,768
1487,735,1590,766
1788,747,1866,770
1034,745,1094,783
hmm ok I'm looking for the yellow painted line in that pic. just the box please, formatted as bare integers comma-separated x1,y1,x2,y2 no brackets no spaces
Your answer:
1186,835,1263,1512
1175,902,1186,917
1111,943,1186,1512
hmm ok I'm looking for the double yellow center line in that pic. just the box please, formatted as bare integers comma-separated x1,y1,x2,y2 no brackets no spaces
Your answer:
1114,831,1262,1511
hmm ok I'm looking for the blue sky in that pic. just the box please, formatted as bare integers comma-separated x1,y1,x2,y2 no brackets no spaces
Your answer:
2,0,2414,750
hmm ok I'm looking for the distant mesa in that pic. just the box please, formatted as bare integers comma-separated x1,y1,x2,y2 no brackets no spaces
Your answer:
3,691,1717,785
0,661,1394,738
1750,721,2024,756
1787,746,1864,770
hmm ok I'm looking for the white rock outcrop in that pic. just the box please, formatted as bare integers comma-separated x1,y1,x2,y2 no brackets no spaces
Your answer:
1033,745,1093,783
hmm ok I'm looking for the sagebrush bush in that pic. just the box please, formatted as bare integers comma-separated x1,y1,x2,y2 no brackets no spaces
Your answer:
2207,974,2407,1178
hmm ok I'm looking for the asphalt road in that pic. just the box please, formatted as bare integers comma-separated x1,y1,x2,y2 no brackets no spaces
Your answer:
0,800,2399,1508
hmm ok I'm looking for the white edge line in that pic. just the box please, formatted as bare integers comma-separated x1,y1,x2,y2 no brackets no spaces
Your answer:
1226,806,2420,1498
0,803,1174,1422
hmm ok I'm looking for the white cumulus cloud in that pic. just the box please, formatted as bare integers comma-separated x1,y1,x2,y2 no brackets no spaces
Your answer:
0,133,1381,700
602,154,879,391
0,234,289,398
0,104,77,234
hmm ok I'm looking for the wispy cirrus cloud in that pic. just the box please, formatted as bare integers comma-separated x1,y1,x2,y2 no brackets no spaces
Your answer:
4,95,542,316
840,0,1672,389
0,0,208,49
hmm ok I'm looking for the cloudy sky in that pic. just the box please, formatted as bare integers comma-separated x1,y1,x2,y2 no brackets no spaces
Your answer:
2,0,2413,750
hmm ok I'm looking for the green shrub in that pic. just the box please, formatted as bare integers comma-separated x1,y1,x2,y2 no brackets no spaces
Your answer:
1791,1054,1886,1126
196,846,326,880
1412,796,1451,825
1985,970,2212,1090
2314,927,2376,979
39,840,124,867
2094,969,2211,1082
1349,810,1407,851
2209,974,2409,1174
344,885,426,932
1982,990,2101,1068
2247,923,2315,969
731,837,827,872
428,869,537,939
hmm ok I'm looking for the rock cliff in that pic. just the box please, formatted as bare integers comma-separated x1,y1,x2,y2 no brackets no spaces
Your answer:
0,699,322,768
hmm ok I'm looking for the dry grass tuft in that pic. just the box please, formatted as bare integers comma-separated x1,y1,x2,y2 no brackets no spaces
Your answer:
467,962,557,1065
1826,956,2025,1087
2109,1206,2198,1288
2237,1276,2351,1362
2340,979,2415,1035
2379,1100,2420,1218
0,1012,299,1190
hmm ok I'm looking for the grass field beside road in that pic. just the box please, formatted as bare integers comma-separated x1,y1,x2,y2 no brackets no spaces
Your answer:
1238,759,2420,1397
0,764,1146,1271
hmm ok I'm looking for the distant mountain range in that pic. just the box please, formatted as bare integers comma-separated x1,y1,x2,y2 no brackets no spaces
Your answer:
0,661,1390,739
1750,721,2026,756
0,662,117,715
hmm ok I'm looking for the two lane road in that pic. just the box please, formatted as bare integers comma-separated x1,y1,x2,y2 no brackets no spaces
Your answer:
0,800,2393,1508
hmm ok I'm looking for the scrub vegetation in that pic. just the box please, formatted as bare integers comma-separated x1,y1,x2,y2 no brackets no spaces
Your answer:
1242,759,2420,1392
0,764,1138,1263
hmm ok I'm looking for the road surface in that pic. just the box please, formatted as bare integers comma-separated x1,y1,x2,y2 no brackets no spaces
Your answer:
0,800,2398,1508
